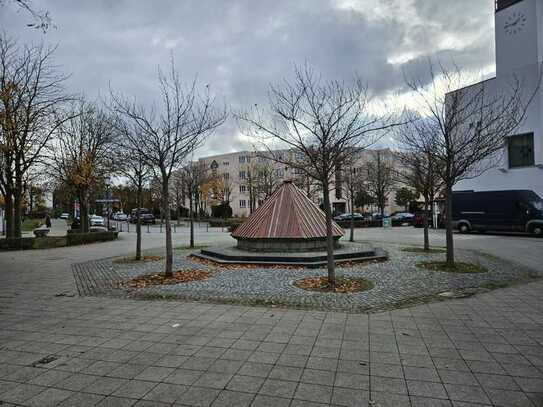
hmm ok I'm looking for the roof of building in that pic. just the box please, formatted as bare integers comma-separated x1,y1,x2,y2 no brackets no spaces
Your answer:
232,180,344,240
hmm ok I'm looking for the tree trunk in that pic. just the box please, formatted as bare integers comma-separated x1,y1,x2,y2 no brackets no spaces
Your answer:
189,192,194,248
13,177,23,238
136,184,143,261
445,185,455,267
423,199,430,251
4,189,14,238
162,179,173,277
322,184,336,290
80,190,89,233
349,194,354,242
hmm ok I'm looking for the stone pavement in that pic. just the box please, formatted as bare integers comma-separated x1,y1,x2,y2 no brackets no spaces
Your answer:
0,281,542,406
0,232,542,406
73,245,540,312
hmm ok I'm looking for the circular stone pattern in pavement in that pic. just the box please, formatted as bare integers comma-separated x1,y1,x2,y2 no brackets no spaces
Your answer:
72,244,542,312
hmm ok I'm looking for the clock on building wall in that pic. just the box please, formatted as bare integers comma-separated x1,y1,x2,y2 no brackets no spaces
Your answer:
504,11,527,35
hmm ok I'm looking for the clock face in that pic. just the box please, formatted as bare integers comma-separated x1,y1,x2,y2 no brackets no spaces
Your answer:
504,11,527,35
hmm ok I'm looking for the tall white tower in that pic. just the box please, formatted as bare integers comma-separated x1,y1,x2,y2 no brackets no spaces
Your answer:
495,0,543,76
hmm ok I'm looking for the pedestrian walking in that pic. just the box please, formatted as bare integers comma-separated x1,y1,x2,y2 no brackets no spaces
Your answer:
45,214,52,229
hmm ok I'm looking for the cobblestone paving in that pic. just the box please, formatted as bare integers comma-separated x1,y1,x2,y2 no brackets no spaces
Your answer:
73,245,542,312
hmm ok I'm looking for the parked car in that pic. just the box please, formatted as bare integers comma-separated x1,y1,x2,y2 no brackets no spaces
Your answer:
334,213,364,221
112,212,128,221
391,212,415,222
452,189,543,235
413,211,431,228
59,212,70,220
371,212,389,220
130,208,156,224
89,215,105,227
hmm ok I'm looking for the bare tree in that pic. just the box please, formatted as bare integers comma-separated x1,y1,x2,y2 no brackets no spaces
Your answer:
255,158,282,199
113,119,151,260
406,62,540,266
237,65,400,289
181,161,209,248
112,63,226,275
397,115,443,251
1,0,54,31
48,102,116,232
342,158,364,242
0,34,73,238
364,150,395,218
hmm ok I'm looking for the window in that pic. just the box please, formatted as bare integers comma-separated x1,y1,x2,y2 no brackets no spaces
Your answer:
222,161,229,166
239,200,246,208
294,167,303,175
239,156,245,163
295,152,304,161
239,171,246,179
239,185,246,193
508,133,534,168
275,169,284,177
223,173,230,180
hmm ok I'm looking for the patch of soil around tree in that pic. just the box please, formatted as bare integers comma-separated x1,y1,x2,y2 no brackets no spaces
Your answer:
417,261,488,273
118,270,213,289
293,276,375,293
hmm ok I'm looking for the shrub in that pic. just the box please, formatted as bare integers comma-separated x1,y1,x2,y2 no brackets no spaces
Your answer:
67,231,118,246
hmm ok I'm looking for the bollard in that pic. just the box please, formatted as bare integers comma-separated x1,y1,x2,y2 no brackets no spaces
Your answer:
147,224,150,233
174,224,177,233
160,223,162,233
127,222,129,233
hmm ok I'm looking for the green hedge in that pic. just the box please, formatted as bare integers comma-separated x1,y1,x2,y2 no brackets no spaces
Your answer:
0,231,118,251
67,231,118,246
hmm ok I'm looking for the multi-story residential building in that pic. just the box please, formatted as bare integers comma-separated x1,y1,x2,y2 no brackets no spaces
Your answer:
196,148,405,217
451,0,543,197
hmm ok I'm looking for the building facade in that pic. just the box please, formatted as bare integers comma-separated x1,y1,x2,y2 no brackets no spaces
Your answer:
196,148,405,217
452,0,543,197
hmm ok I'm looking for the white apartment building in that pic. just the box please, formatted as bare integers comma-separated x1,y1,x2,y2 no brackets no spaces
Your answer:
197,148,404,217
452,0,543,197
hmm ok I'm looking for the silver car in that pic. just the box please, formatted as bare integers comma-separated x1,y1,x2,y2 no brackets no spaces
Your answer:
89,215,105,227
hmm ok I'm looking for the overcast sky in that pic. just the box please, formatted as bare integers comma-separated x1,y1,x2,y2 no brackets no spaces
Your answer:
1,0,497,158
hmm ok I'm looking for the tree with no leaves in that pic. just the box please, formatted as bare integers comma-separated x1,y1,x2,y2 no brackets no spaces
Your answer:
342,157,364,242
111,62,226,276
237,65,400,289
48,102,116,233
1,0,54,31
0,34,73,238
181,161,209,249
405,62,540,266
364,150,395,218
397,114,443,251
112,118,151,260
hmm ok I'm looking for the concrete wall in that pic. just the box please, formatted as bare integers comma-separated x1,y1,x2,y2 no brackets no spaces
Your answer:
453,0,543,198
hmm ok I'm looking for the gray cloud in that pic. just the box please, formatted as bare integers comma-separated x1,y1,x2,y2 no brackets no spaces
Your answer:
1,0,496,157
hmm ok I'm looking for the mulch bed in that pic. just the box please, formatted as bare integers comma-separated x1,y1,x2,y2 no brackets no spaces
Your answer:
118,270,213,289
293,276,375,293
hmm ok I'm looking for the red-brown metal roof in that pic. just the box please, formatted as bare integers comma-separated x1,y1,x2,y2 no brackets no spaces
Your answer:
232,181,344,240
